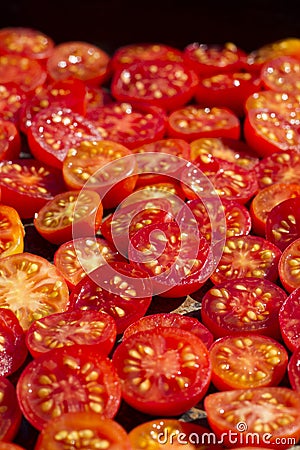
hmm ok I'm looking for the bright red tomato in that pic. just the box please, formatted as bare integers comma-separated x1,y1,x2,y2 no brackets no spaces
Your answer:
167,105,240,141
16,344,121,431
0,120,20,160
0,309,27,377
112,327,211,416
68,261,152,334
261,56,300,93
279,287,300,351
256,149,300,190
0,205,24,258
34,190,103,245
0,27,54,61
26,309,117,358
209,333,288,391
278,237,300,293
266,197,300,251
35,413,132,450
0,159,66,219
111,60,198,111
46,41,111,84
0,252,69,330
0,54,46,93
0,83,26,124
246,37,300,71
0,377,22,441
85,102,167,149
201,277,287,339
0,444,25,450
123,312,214,349
288,345,300,392
205,387,300,449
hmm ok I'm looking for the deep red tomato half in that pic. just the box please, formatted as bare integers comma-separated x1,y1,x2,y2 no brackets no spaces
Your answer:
0,54,46,93
0,444,25,450
278,237,300,293
288,345,300,392
0,83,26,124
209,333,288,391
266,197,300,251
123,312,214,349
256,149,300,190
0,27,54,61
201,277,287,339
244,90,300,117
26,309,117,358
0,204,24,258
35,413,132,450
0,377,22,441
0,158,66,219
167,105,240,142
0,120,20,161
16,344,121,431
205,387,300,449
111,60,199,111
279,287,300,352
261,56,300,93
112,327,211,416
246,37,300,71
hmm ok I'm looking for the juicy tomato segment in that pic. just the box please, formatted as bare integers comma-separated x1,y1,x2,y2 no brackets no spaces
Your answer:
256,149,300,190
244,90,300,118
246,37,300,70
261,56,300,92
0,205,24,258
266,197,300,251
279,287,300,351
0,27,54,60
112,327,211,416
209,333,288,390
16,344,121,431
26,309,117,358
288,345,300,392
201,277,287,339
0,119,21,160
0,252,69,330
0,83,26,124
0,377,22,441
278,237,300,293
0,54,46,93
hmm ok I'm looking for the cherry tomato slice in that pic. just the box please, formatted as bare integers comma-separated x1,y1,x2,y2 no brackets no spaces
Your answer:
123,312,214,349
26,309,117,358
279,287,300,351
0,309,28,377
205,387,300,449
0,252,69,330
27,106,102,169
209,333,288,391
54,237,125,290
86,102,167,150
68,261,152,334
0,27,54,61
16,344,121,431
34,190,103,245
244,90,300,118
111,60,198,111
201,277,286,339
256,149,300,190
35,413,132,450
246,37,300,71
0,83,26,124
261,56,300,93
0,205,24,258
46,41,111,85
278,237,300,293
0,377,22,441
0,159,66,219
112,327,211,416
266,197,300,251
0,54,46,93
250,182,300,236
288,345,300,392
167,105,240,142
0,120,20,160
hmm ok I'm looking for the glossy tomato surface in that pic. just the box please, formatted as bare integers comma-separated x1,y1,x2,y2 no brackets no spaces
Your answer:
0,309,27,377
279,287,300,352
0,377,22,442
0,27,54,61
0,205,24,258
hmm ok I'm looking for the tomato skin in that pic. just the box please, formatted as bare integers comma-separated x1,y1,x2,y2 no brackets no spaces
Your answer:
288,346,300,392
0,27,54,61
279,287,300,352
0,377,22,442
17,344,121,431
0,83,26,125
209,333,288,391
34,413,132,450
278,237,300,293
112,327,211,416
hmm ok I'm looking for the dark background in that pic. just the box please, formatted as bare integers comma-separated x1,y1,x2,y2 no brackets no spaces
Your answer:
0,0,299,55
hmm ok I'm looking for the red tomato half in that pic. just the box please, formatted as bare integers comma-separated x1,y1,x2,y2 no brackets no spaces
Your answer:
266,197,300,251
256,149,300,190
0,377,22,441
0,120,20,160
0,27,54,61
261,56,300,93
0,83,26,124
0,204,24,258
244,90,300,118
279,287,300,352
278,237,300,293
201,277,286,339
288,345,300,392
112,327,211,416
16,344,121,431
246,37,300,71
0,54,46,93
0,309,27,377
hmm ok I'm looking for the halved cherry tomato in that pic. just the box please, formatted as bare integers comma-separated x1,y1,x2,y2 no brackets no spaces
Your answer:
0,309,28,377
0,159,66,219
27,106,102,169
0,205,24,258
0,377,22,441
16,344,121,431
0,54,46,93
0,83,26,124
167,106,240,142
85,85,107,112
183,42,246,76
123,312,214,349
250,182,300,235
209,333,288,391
26,309,117,358
46,41,111,85
0,252,69,330
62,140,138,210
256,149,300,190
288,345,300,392
112,327,211,416
266,197,300,251
279,287,300,351
68,261,152,334
246,37,300,71
111,60,198,111
244,90,300,117
34,190,103,245
205,387,300,449
35,413,132,450
0,120,20,160
201,277,286,339
278,237,300,293
86,102,167,149
261,56,300,93
53,237,125,289
210,235,281,285
0,27,54,61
